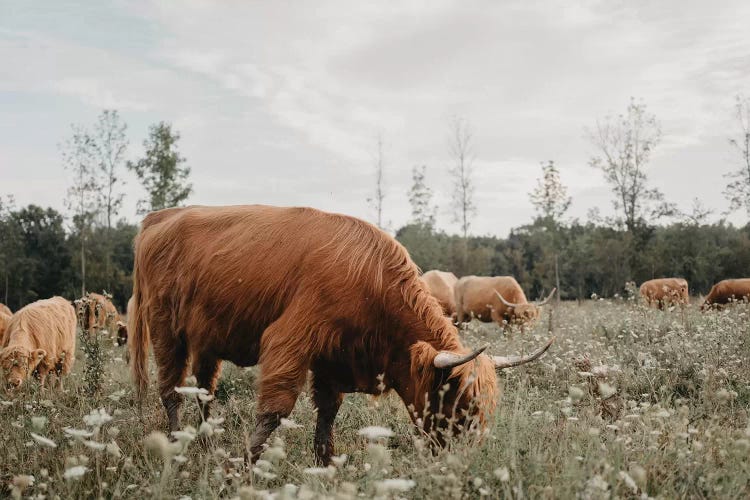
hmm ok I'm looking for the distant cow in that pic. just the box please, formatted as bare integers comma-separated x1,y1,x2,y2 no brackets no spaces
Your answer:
76,292,121,338
420,270,459,317
0,296,76,390
455,276,555,329
130,205,553,465
639,278,689,309
702,279,750,309
0,303,11,316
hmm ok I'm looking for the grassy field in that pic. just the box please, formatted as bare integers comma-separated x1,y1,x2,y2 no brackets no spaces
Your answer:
2,299,750,499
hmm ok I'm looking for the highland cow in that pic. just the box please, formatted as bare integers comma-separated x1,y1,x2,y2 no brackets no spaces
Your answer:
702,278,750,309
454,275,555,329
130,205,553,464
639,278,689,309
0,296,76,390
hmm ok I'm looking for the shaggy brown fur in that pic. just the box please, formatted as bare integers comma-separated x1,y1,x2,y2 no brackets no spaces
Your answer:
131,205,509,464
702,278,750,309
0,296,76,389
0,303,11,316
639,278,689,309
455,276,543,328
420,270,459,317
0,311,10,343
77,292,121,338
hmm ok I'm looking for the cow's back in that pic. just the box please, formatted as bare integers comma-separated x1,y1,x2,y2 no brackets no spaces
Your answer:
707,278,750,304
456,276,526,321
133,205,412,365
4,297,76,356
421,271,458,315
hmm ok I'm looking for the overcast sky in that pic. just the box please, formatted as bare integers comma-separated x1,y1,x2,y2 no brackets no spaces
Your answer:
1,0,749,236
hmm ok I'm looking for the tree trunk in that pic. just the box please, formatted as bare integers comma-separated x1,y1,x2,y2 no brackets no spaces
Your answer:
81,232,86,297
555,253,561,304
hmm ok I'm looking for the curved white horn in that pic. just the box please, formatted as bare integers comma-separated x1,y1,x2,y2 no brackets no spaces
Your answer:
495,290,522,308
433,345,488,370
534,288,557,307
491,337,555,370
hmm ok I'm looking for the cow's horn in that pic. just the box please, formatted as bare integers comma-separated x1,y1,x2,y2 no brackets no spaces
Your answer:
492,337,554,370
534,288,557,306
495,290,522,308
433,345,488,370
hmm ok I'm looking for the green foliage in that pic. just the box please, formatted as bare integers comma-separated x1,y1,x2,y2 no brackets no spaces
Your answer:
1,205,72,308
128,122,192,215
407,165,435,228
398,218,750,300
529,160,571,223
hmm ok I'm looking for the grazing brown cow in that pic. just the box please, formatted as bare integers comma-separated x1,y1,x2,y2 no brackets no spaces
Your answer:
454,276,555,329
420,270,459,317
76,292,121,338
130,205,553,464
702,279,750,309
0,296,76,389
639,278,689,309
0,303,11,316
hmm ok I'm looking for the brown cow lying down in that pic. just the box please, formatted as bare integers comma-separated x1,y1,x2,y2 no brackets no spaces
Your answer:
702,278,750,309
639,278,689,309
0,303,11,316
130,205,553,464
420,270,459,317
455,275,555,329
0,296,76,390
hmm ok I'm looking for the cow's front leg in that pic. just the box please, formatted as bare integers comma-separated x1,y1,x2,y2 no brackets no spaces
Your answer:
311,373,343,465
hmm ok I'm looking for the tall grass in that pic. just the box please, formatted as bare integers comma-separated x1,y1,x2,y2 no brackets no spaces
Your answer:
2,300,750,498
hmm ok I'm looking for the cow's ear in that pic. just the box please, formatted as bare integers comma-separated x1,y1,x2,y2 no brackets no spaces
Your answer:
31,349,46,367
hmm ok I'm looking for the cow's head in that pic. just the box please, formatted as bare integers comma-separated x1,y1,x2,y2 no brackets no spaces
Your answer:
0,345,46,390
495,288,556,327
406,337,554,445
75,295,102,333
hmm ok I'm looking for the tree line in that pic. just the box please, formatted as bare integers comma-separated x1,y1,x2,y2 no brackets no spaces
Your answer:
392,97,750,299
0,111,192,311
1,95,749,310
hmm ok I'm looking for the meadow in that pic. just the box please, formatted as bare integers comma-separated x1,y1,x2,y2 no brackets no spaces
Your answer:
2,298,750,499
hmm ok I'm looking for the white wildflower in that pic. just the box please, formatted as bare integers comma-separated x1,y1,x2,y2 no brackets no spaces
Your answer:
64,428,94,439
569,386,585,402
331,454,348,467
83,440,107,451
303,466,336,479
357,426,394,440
174,386,208,395
280,418,302,429
494,467,510,482
83,408,113,428
375,479,416,493
30,433,57,448
597,382,616,399
63,466,89,480
619,471,638,493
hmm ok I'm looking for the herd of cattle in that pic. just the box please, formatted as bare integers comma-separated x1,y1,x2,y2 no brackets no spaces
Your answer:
1,205,750,464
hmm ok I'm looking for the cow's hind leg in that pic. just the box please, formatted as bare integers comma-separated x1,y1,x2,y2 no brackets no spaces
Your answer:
248,315,311,462
311,372,343,465
194,354,222,422
153,331,189,434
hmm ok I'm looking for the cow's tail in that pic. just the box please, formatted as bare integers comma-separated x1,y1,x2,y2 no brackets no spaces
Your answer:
129,256,150,403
